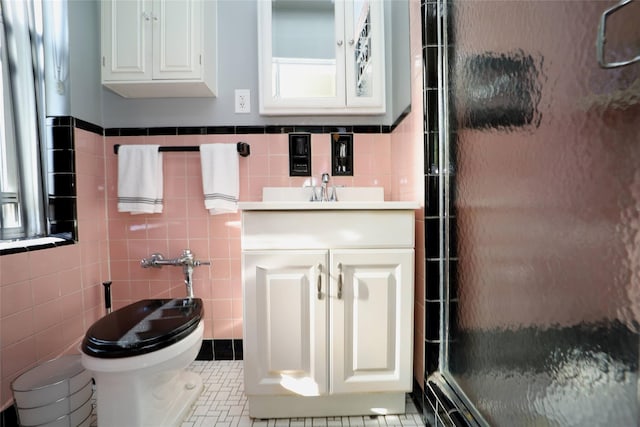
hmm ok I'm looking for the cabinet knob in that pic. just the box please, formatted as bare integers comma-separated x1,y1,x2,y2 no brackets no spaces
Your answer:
337,40,343,47
142,12,151,21
349,39,355,46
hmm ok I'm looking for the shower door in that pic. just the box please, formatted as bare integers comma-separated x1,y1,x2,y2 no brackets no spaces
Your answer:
442,0,640,425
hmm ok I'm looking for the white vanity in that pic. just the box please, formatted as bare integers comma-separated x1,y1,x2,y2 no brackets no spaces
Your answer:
240,188,417,418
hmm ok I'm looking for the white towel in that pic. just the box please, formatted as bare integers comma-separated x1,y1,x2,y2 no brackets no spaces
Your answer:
117,145,163,214
200,144,239,215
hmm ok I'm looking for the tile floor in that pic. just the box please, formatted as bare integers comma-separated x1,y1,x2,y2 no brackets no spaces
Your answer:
89,360,422,426
180,361,423,427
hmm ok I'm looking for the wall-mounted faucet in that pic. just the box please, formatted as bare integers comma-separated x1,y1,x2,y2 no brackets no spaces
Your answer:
141,249,210,298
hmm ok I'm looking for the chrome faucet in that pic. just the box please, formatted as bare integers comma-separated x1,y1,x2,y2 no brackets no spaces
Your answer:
141,249,210,298
320,173,330,201
308,173,337,202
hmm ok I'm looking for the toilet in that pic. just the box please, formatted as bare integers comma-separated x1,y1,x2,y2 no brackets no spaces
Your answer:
81,298,204,427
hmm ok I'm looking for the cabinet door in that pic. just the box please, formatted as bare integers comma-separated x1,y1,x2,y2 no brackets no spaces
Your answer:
330,249,414,394
344,0,385,109
152,0,202,79
244,251,328,396
102,0,153,81
258,0,345,113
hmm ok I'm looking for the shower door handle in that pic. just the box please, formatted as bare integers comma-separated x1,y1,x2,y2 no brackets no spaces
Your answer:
596,0,640,68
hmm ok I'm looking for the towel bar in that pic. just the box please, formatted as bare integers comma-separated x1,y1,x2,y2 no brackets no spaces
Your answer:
113,142,251,157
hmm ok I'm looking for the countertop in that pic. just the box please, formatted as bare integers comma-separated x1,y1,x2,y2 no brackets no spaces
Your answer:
238,201,420,211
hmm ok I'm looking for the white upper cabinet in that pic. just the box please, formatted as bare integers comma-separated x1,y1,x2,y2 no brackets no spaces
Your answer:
258,0,385,115
101,0,217,98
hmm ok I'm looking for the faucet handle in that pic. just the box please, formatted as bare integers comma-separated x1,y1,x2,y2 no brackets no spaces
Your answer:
310,186,320,202
141,253,164,268
329,186,338,202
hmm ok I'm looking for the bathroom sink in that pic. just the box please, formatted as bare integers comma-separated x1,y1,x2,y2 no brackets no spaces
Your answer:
239,187,418,210
262,186,384,202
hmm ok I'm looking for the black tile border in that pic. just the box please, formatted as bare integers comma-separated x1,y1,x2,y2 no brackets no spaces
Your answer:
177,127,207,135
49,116,413,139
0,405,17,427
410,378,426,424
74,118,102,135
102,113,409,137
213,339,234,360
233,339,243,360
196,339,243,361
104,124,401,136
0,237,74,256
148,127,180,136
196,339,214,360
422,0,445,387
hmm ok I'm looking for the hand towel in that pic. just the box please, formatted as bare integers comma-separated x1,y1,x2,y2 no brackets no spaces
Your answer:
200,143,239,215
117,145,163,214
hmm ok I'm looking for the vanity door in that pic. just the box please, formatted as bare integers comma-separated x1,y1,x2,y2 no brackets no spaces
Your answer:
329,249,414,394
243,250,329,396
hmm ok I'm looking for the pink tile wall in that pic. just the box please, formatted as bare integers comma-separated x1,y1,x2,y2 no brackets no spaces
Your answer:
105,132,394,341
390,0,427,388
0,128,109,410
0,4,427,407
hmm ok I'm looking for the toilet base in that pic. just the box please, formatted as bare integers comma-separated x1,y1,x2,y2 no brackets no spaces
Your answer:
94,369,203,427
144,370,203,427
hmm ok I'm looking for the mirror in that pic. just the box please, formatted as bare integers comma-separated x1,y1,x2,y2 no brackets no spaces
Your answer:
271,0,337,99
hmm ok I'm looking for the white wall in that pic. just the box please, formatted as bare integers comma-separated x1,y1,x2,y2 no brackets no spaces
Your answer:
69,0,411,128
69,0,102,126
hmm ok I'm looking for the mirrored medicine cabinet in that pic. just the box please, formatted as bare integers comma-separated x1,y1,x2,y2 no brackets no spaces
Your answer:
258,0,385,115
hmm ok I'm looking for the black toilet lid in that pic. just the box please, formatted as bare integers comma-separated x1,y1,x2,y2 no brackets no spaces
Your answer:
82,298,203,358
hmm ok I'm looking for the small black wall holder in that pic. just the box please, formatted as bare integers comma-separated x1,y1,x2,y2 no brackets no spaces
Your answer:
289,133,311,176
331,133,353,176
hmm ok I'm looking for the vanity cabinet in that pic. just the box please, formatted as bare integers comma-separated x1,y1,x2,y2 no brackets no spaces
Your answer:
101,0,217,98
257,0,385,115
242,209,414,418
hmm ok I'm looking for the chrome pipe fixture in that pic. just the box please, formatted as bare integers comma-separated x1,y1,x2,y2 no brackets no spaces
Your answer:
141,249,210,298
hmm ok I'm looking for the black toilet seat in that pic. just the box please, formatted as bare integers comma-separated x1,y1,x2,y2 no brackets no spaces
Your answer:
82,298,203,358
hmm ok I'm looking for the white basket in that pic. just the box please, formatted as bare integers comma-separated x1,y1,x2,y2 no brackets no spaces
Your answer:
11,355,93,426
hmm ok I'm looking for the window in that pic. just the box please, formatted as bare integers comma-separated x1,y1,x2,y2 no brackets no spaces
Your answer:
0,25,21,239
0,0,48,242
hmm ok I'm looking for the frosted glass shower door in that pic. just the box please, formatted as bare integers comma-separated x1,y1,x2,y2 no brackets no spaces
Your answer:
445,0,640,425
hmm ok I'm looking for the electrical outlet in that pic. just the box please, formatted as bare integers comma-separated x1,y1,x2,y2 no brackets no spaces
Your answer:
235,89,251,114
